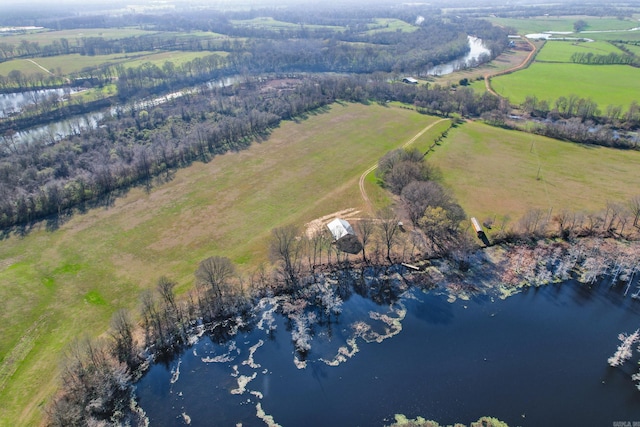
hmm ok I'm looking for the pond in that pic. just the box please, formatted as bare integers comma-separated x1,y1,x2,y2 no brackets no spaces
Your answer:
136,279,640,426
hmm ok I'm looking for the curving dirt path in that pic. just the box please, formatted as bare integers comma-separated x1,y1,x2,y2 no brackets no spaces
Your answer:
359,118,448,211
25,58,53,75
484,37,538,97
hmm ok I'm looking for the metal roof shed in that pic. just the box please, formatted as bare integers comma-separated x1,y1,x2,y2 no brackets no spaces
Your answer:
327,218,355,241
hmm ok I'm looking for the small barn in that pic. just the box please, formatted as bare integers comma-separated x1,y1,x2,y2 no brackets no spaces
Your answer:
471,217,486,239
327,218,363,254
402,77,419,85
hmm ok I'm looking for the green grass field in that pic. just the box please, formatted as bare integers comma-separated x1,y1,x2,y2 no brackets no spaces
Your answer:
488,16,639,35
480,23,640,110
2,98,640,425
621,43,640,56
0,51,228,77
534,40,625,62
0,103,444,426
115,51,228,69
428,120,640,223
0,28,160,47
490,62,640,109
230,17,343,31
0,59,45,77
364,18,418,34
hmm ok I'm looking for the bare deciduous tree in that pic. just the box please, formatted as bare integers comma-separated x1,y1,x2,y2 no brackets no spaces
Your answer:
629,195,640,228
519,208,548,236
377,207,400,263
195,256,235,300
355,218,375,264
109,309,137,369
270,225,302,289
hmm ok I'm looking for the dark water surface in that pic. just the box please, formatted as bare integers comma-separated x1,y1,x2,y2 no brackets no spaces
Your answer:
136,281,640,426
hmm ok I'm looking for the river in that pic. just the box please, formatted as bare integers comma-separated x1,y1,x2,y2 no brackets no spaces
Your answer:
5,77,237,145
136,278,640,426
0,87,83,118
4,36,487,145
427,36,491,76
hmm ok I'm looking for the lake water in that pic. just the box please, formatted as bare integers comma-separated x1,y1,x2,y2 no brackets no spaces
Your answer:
136,280,640,426
427,36,491,76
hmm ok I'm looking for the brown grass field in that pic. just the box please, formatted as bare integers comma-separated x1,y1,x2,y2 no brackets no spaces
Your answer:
428,120,640,225
3,101,640,425
0,103,443,426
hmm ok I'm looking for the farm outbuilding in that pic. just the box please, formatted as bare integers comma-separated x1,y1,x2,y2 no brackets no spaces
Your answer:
327,218,363,254
471,217,486,239
402,77,419,84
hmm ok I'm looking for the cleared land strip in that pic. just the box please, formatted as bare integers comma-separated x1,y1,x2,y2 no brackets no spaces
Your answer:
0,314,48,394
484,37,538,97
359,118,448,210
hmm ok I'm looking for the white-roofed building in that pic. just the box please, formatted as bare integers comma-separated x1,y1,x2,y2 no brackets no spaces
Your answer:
327,218,362,254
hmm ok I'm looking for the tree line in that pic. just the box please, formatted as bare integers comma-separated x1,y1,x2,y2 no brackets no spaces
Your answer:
4,69,639,232
513,94,640,148
570,51,635,65
0,73,510,231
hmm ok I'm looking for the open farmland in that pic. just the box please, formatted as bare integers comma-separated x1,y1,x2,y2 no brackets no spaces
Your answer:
490,61,640,109
0,28,159,46
534,40,626,62
483,18,640,110
428,120,640,226
488,16,640,35
364,18,418,34
622,43,640,56
0,102,445,426
0,51,229,77
0,59,45,76
113,50,228,69
230,17,343,31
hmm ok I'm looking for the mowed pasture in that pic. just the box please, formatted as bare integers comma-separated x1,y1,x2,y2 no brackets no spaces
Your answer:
0,28,160,47
490,62,640,109
0,51,228,77
364,18,418,34
428,120,640,224
0,103,443,426
622,43,640,56
534,40,626,62
488,16,639,35
229,17,343,31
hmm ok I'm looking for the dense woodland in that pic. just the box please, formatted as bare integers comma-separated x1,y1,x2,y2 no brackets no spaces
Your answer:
4,67,640,231
0,15,508,132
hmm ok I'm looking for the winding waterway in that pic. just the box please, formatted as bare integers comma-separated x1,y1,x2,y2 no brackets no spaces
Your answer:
0,87,83,118
136,279,640,426
427,36,490,76
4,77,237,145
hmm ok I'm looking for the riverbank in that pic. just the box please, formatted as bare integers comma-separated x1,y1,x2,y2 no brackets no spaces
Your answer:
43,233,640,426
134,235,640,427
